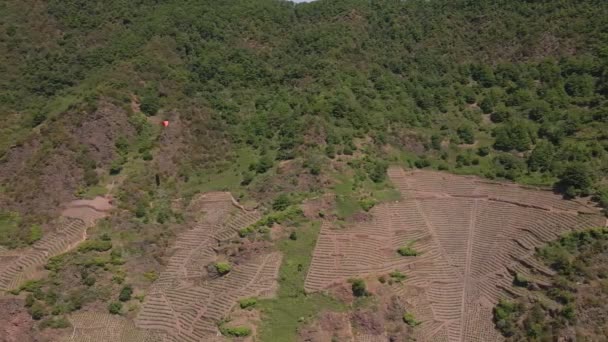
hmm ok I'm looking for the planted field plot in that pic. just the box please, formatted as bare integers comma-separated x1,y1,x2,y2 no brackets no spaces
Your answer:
63,312,156,342
0,197,112,292
135,192,282,341
306,168,606,342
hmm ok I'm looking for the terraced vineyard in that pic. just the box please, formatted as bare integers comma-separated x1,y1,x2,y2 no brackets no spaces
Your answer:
135,192,282,341
0,197,112,292
305,168,606,342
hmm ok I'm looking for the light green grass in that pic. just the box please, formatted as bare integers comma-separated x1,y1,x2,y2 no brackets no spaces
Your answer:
257,221,345,341
181,147,258,196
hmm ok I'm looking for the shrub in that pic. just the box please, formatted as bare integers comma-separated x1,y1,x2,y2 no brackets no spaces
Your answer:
403,312,420,326
397,243,419,256
359,198,377,212
389,271,407,282
83,276,96,286
119,285,133,302
272,193,291,211
215,262,232,275
29,302,47,320
238,297,257,309
289,231,297,240
350,278,367,297
513,273,529,287
221,326,252,337
108,302,122,315
78,240,112,252
140,93,160,116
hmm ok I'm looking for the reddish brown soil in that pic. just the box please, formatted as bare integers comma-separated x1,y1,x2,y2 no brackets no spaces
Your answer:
0,299,34,342
0,100,136,219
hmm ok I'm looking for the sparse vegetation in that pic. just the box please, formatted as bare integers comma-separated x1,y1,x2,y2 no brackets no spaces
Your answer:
397,243,419,257
403,312,421,326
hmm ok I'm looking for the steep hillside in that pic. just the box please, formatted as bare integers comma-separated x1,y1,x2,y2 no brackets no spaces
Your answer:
0,0,607,341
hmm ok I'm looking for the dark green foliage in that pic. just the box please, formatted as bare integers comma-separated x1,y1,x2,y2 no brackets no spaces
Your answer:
108,302,122,315
119,285,133,302
457,125,475,144
493,299,524,337
527,141,554,172
221,326,252,337
493,121,533,152
140,93,160,116
289,231,297,241
558,163,594,197
238,297,257,309
350,278,367,297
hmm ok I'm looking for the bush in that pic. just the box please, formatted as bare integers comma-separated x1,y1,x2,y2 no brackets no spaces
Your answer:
397,243,419,256
78,240,112,252
221,326,252,337
119,285,133,302
108,302,122,315
350,278,367,297
272,193,291,211
29,302,47,320
238,297,257,309
457,125,475,144
558,163,594,197
403,312,420,326
389,271,407,282
140,93,160,116
289,231,297,240
215,262,232,275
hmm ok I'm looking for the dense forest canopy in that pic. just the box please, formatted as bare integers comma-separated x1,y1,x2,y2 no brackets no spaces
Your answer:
2,1,607,203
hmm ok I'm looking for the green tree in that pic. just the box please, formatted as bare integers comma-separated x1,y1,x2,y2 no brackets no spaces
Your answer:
140,93,160,116
558,163,594,197
527,141,554,172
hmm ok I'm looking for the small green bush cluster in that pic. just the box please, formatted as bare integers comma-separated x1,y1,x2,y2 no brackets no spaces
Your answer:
238,297,257,309
215,262,232,275
397,242,419,257
403,312,420,326
349,278,368,297
220,326,252,337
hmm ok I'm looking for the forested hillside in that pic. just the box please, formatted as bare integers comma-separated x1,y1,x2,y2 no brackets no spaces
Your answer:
2,0,607,203
0,0,607,340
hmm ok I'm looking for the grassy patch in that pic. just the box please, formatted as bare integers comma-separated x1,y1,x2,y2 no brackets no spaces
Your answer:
257,221,345,342
181,147,258,196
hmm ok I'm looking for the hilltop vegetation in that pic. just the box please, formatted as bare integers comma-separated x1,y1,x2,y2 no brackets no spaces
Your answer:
0,0,607,214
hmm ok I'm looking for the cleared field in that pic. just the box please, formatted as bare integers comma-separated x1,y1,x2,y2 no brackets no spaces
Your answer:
63,312,157,342
135,192,282,341
305,167,606,342
0,197,112,292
